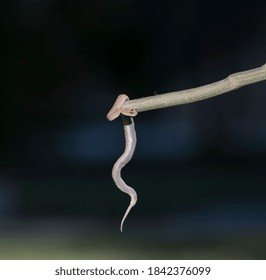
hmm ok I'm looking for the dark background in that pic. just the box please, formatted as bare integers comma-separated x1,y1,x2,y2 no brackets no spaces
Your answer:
1,0,266,259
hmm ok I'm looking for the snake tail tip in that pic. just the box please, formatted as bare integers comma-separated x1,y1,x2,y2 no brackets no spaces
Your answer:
120,222,124,233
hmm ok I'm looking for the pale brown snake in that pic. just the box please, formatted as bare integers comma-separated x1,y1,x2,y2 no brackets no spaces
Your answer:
107,94,138,232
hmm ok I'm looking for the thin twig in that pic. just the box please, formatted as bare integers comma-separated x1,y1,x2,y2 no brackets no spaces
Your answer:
122,63,266,114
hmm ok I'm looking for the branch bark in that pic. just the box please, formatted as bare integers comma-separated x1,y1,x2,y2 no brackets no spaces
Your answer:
122,63,266,114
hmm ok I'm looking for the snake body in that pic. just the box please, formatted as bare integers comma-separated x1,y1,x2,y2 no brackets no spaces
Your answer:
112,116,137,232
107,94,138,232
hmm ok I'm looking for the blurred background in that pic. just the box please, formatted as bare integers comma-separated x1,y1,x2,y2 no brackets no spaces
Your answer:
1,0,266,259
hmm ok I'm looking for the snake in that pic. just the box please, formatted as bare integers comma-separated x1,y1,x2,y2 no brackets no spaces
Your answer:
107,94,138,232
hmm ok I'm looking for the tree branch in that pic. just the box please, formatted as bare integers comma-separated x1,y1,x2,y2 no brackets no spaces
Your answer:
122,63,266,114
